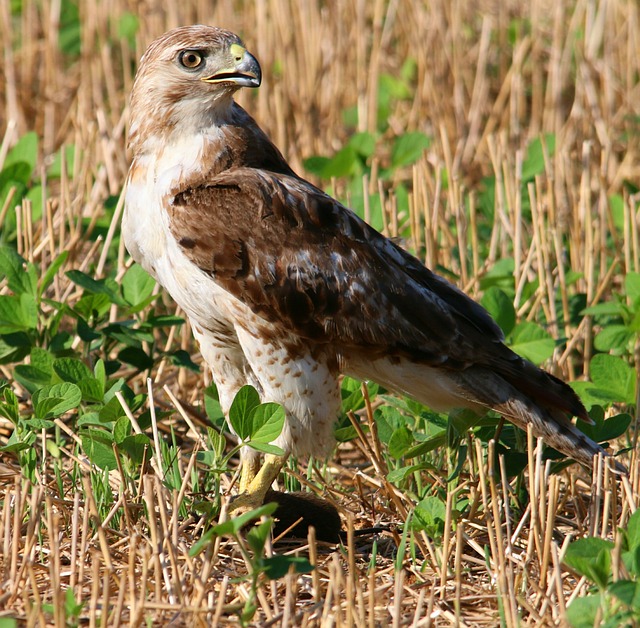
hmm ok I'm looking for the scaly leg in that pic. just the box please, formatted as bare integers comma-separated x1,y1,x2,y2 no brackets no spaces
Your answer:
229,453,288,513
238,455,261,494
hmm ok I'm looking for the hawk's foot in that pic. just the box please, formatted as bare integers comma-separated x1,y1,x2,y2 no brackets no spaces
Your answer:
228,452,288,515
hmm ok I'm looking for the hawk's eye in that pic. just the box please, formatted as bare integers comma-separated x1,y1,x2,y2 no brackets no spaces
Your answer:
179,50,204,69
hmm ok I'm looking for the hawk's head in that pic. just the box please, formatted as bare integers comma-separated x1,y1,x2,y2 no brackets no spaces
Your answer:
128,25,261,155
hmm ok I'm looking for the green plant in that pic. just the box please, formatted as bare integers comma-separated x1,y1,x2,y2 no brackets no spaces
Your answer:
564,509,640,628
191,503,313,626
42,589,85,627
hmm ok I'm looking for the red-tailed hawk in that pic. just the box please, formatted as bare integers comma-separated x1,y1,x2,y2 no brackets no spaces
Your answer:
124,26,621,512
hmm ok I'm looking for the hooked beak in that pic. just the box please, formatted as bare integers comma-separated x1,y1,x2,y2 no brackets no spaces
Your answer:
201,44,261,88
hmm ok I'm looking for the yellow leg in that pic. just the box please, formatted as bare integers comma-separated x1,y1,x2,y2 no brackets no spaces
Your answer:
229,453,288,513
238,455,260,494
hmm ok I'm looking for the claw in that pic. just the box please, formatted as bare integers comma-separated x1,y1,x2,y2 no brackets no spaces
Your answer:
228,452,288,514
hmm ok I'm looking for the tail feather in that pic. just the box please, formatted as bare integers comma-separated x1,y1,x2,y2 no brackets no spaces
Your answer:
348,354,627,473
455,366,626,473
491,350,590,422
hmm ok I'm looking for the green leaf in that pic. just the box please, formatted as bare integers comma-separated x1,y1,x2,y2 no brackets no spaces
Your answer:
479,257,516,291
247,519,272,556
204,384,224,424
228,385,261,441
113,416,130,443
94,359,106,390
119,434,151,464
23,417,55,430
564,537,614,589
66,270,124,305
249,403,285,443
594,325,634,353
341,377,378,413
262,555,314,580
30,347,54,374
63,587,84,617
402,431,447,459
25,185,43,223
0,429,36,453
97,394,128,424
625,272,640,305
168,350,199,372
0,387,20,424
104,322,154,346
609,194,625,231
581,301,627,317
621,545,640,580
571,382,624,409
13,364,53,393
73,293,112,321
47,145,76,179
121,263,156,310
387,462,431,484
378,72,411,102
598,413,632,442
0,247,37,296
391,132,430,169
38,251,68,297
117,346,153,371
303,155,331,177
53,357,93,382
207,427,226,460
80,429,117,470
0,331,31,364
4,131,38,171
0,164,30,204
321,145,358,178
32,382,82,420
244,441,285,456
54,357,104,402
0,294,38,332
609,580,640,608
77,378,105,403
348,131,377,158
412,496,447,535
189,502,279,553
481,287,516,336
565,592,603,628
508,321,554,364
388,425,413,458
146,314,185,328
58,0,81,56
374,405,406,444
117,11,139,44
590,354,636,405
625,509,640,553
521,133,555,181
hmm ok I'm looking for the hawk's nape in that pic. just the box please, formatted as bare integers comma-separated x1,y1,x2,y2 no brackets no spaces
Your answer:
123,25,626,516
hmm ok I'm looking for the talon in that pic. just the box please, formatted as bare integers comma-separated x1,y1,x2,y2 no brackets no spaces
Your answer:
227,452,288,516
227,490,266,515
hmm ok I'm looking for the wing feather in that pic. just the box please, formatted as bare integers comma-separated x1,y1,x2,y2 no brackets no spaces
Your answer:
170,169,498,359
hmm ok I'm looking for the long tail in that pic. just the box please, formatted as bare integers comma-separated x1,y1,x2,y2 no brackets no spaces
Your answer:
454,361,626,473
349,353,626,473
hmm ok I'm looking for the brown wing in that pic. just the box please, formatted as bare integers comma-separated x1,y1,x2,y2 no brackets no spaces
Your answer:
167,167,587,420
169,170,494,354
